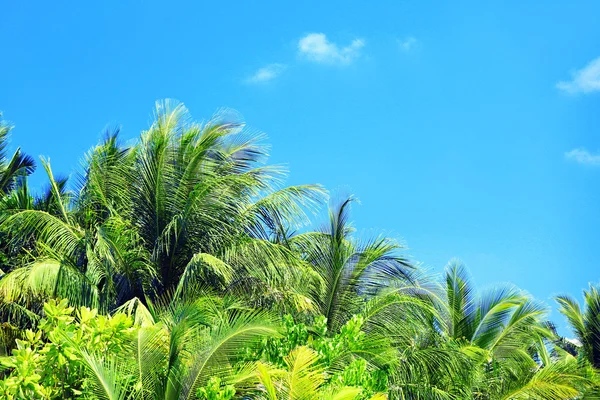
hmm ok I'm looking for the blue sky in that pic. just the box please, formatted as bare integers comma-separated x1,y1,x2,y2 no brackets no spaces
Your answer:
2,1,600,332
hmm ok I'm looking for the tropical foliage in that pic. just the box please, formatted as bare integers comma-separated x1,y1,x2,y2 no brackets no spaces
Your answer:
0,101,598,399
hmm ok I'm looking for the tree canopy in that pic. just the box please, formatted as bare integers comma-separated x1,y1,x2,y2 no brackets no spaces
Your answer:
0,101,598,399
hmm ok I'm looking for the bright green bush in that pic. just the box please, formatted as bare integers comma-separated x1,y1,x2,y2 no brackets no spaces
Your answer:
0,299,134,399
0,299,389,400
246,314,389,398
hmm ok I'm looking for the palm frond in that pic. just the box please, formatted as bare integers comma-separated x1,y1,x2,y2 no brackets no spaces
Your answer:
177,309,280,400
500,358,590,400
77,350,132,400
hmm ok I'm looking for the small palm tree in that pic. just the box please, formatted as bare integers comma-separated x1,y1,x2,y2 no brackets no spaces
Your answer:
440,260,559,398
288,196,415,333
0,114,37,352
0,113,35,197
556,284,600,368
442,260,551,359
0,114,36,271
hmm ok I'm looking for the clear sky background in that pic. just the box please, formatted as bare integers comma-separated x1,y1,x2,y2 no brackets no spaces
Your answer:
2,1,600,332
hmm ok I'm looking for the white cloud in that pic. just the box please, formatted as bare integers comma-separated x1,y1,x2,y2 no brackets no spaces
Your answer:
565,148,600,166
246,63,287,83
298,33,365,64
557,56,600,94
398,36,417,51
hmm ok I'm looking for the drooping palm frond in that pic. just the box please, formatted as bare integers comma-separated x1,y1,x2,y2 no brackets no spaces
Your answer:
0,259,100,310
175,252,235,297
1,158,82,266
3,210,84,262
219,237,322,313
240,184,327,240
361,292,436,358
471,285,525,350
0,210,153,313
174,308,281,400
489,297,552,363
498,357,591,400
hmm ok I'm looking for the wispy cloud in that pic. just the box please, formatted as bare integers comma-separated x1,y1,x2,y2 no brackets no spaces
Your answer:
565,148,600,166
397,36,417,51
298,33,365,65
557,56,600,94
246,63,287,83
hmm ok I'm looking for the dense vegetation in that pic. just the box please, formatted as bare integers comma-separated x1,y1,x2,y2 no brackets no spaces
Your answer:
0,101,598,399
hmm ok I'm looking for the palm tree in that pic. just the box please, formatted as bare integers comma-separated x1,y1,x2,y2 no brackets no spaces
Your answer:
358,291,475,399
0,113,37,353
286,198,474,398
438,260,566,399
122,101,325,308
3,102,598,399
556,284,600,368
0,113,35,197
0,113,36,271
0,156,154,313
0,100,325,317
442,260,551,359
287,196,415,333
